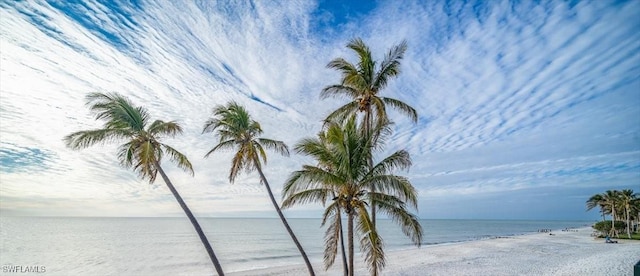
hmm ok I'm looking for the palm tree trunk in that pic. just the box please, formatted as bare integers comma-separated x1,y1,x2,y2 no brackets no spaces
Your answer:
156,163,225,276
364,109,377,228
611,206,616,237
337,209,348,276
626,205,631,239
255,165,315,276
348,211,355,276
371,189,376,228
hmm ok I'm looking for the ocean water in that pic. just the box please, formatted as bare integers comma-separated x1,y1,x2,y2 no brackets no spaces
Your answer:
0,217,591,275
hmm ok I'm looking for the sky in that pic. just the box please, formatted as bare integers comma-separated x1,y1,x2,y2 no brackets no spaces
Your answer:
0,0,638,220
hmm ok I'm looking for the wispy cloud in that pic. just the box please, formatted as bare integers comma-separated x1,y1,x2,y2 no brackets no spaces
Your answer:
0,143,56,173
0,0,638,219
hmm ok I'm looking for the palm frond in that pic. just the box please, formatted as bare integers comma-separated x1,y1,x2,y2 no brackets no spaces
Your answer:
85,92,119,120
281,188,331,209
131,140,160,183
367,115,394,151
109,97,148,131
294,135,336,170
381,97,418,123
64,128,132,150
85,92,148,131
258,138,289,157
326,58,359,78
249,120,263,136
282,166,341,195
322,203,342,270
202,117,223,134
228,149,246,183
346,38,370,60
294,137,326,156
369,96,387,128
355,203,385,275
320,84,359,100
320,200,340,226
375,194,423,246
586,194,604,211
366,175,417,208
252,140,268,166
148,120,183,137
370,150,412,175
243,144,260,174
348,38,375,88
117,141,136,168
373,40,407,90
282,170,306,197
204,139,236,158
214,129,238,142
323,101,359,126
161,144,194,176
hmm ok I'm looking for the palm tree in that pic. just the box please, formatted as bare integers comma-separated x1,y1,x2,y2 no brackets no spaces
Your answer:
632,197,640,233
282,116,422,276
282,130,349,275
321,38,418,227
202,101,315,276
586,193,606,221
619,189,637,238
602,190,621,237
64,93,225,275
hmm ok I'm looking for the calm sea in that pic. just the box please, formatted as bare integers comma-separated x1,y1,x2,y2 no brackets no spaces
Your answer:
0,217,591,275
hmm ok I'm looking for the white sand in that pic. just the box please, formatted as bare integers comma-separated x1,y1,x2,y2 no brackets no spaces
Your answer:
229,228,640,276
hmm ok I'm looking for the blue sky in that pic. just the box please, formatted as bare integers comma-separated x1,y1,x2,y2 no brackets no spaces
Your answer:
0,0,638,220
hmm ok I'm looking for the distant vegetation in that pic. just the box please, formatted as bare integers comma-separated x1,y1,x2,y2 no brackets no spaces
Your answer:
592,220,626,235
587,189,639,239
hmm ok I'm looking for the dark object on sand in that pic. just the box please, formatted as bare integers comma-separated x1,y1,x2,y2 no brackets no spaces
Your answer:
634,259,640,276
605,236,618,243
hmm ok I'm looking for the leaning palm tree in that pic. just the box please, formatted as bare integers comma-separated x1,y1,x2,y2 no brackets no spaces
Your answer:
202,101,315,276
586,193,606,221
321,38,418,227
282,116,422,276
64,92,225,275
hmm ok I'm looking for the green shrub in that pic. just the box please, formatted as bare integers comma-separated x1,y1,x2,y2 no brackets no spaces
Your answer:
592,220,626,235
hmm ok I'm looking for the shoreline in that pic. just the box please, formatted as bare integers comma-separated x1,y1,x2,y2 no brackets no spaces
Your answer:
228,227,640,276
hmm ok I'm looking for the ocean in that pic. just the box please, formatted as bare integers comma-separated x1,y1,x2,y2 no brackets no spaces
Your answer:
0,217,592,275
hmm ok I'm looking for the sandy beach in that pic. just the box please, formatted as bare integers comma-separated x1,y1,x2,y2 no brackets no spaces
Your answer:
229,227,640,276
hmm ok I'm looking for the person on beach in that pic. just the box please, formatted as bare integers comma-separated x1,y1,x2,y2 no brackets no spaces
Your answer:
605,235,618,243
